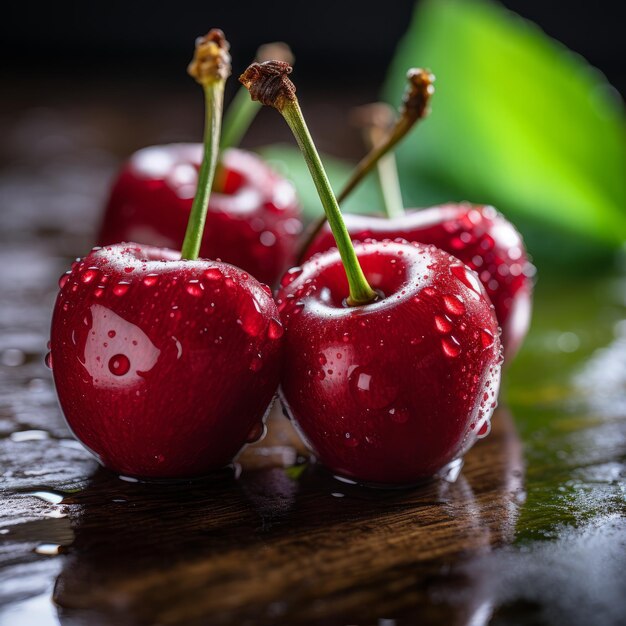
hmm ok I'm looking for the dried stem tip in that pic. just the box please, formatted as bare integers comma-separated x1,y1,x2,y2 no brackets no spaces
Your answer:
239,61,296,111
188,29,232,86
401,68,435,123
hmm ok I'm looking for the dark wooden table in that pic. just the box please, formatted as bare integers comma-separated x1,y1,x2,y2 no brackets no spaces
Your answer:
0,79,625,626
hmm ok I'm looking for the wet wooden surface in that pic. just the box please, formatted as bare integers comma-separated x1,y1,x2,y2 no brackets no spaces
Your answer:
0,79,625,626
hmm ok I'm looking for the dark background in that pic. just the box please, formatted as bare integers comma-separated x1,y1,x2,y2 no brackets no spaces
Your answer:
2,0,624,94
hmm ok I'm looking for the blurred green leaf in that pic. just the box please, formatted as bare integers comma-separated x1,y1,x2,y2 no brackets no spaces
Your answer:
384,0,626,267
258,144,383,221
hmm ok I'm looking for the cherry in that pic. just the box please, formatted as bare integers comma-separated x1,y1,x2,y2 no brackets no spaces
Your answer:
49,30,283,478
98,42,302,286
277,241,501,484
303,204,533,360
301,89,533,360
50,244,282,477
98,145,301,286
240,60,502,485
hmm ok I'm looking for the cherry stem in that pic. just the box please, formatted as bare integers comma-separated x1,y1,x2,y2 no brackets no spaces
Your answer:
240,61,377,306
352,103,405,219
220,42,294,151
338,69,434,204
296,69,434,262
181,29,231,261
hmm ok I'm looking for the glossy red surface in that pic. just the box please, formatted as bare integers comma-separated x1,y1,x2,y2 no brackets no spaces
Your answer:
277,241,503,485
304,204,534,360
49,243,283,478
98,145,302,286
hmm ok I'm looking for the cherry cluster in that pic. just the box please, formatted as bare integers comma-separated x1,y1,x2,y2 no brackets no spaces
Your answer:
48,29,533,487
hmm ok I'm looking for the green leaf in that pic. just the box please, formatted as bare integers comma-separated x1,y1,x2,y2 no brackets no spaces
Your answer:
258,144,384,221
384,0,626,267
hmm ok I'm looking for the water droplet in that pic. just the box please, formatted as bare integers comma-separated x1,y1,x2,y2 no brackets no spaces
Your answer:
2,348,25,367
10,429,50,442
58,272,71,289
259,283,273,298
450,265,482,294
44,351,53,369
108,354,130,376
318,354,327,366
443,294,466,316
249,354,263,372
349,366,398,409
344,433,359,447
204,267,223,281
342,333,350,343
239,298,266,337
29,490,65,505
246,422,266,443
441,336,461,358
143,274,159,287
480,234,495,251
186,280,203,296
435,315,453,334
81,268,98,283
260,231,276,246
388,407,409,423
35,543,62,556
280,266,303,287
108,330,116,338
113,282,130,296
267,318,284,339
476,420,491,439
481,329,494,348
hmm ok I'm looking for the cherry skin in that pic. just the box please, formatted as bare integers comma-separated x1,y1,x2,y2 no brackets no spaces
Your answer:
98,145,303,286
49,243,283,478
304,204,533,360
277,240,502,486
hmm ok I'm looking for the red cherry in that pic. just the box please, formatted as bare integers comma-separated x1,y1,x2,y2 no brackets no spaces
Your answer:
277,241,502,486
49,243,282,478
304,203,533,359
98,145,302,286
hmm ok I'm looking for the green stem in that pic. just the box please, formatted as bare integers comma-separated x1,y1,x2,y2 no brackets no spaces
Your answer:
181,82,225,260
376,151,405,218
363,125,405,219
220,85,260,151
282,102,377,306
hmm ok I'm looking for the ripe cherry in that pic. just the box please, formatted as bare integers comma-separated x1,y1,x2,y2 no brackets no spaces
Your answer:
51,244,282,477
278,241,501,484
